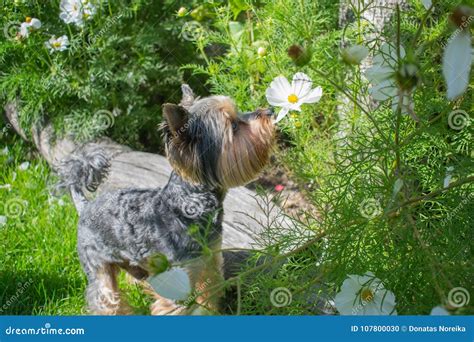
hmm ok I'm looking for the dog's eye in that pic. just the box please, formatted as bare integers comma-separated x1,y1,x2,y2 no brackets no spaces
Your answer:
231,121,239,131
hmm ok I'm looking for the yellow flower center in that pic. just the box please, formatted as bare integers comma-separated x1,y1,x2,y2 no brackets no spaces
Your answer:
361,288,374,302
53,41,61,48
25,17,32,23
287,94,298,104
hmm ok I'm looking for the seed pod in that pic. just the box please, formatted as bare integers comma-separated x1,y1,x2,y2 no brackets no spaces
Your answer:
288,44,312,67
449,5,474,29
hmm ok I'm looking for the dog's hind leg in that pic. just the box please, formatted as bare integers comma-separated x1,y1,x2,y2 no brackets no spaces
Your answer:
85,263,132,315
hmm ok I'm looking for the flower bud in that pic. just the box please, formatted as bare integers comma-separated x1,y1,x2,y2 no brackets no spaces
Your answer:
449,5,474,29
177,7,187,17
288,44,312,67
190,6,206,21
257,46,267,57
148,253,170,275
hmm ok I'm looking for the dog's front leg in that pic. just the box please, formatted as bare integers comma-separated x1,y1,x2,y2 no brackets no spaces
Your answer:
188,248,224,314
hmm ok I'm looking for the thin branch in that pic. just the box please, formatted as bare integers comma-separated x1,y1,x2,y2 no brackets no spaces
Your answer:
387,176,474,216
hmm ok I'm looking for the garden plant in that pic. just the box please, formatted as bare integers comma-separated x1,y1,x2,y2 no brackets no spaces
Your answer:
0,0,473,316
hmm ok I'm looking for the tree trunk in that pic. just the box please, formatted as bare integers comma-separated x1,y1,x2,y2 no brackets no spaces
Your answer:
337,0,407,141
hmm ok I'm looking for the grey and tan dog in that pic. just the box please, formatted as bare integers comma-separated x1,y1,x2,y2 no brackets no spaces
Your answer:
60,85,274,315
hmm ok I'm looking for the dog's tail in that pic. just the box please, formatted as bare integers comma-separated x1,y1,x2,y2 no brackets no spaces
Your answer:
58,145,110,214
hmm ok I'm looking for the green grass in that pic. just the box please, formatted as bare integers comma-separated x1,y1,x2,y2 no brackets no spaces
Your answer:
0,137,151,315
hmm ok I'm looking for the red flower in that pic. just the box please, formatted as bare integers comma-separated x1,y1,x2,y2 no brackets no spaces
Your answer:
274,184,285,192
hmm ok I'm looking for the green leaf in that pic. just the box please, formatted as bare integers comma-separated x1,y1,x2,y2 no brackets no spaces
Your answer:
229,0,250,19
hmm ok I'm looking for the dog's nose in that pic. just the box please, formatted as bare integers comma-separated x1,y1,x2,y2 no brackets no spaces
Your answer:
260,107,274,117
240,108,274,120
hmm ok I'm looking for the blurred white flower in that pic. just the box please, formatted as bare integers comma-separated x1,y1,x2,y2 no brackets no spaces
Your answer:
334,271,397,315
60,0,96,26
421,0,432,10
266,72,323,123
443,31,472,100
19,17,41,38
18,161,30,171
45,35,69,53
1,147,9,155
443,166,454,188
365,43,418,119
0,215,7,227
430,306,450,315
0,184,12,190
148,267,191,301
341,44,369,65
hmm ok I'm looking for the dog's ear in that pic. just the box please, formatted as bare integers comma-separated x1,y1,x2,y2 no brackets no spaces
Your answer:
163,104,189,136
179,84,195,109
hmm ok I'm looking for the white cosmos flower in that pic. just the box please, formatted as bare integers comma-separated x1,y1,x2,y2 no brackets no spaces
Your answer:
443,30,472,100
334,271,397,315
19,17,41,38
266,72,323,123
45,35,69,53
60,0,96,27
365,43,417,118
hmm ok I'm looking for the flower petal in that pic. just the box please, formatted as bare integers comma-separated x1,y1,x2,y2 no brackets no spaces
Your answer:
274,107,289,123
371,289,397,315
443,31,472,100
301,86,322,103
266,76,292,106
19,23,29,37
422,0,432,10
335,290,358,315
266,88,289,107
365,65,393,83
291,72,313,98
431,306,449,315
369,80,397,101
30,18,41,29
377,43,405,68
147,267,191,301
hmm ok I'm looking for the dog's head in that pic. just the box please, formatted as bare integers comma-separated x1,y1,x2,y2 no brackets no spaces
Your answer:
162,85,274,189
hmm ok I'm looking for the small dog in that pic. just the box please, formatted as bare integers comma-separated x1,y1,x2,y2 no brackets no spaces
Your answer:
60,85,274,315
